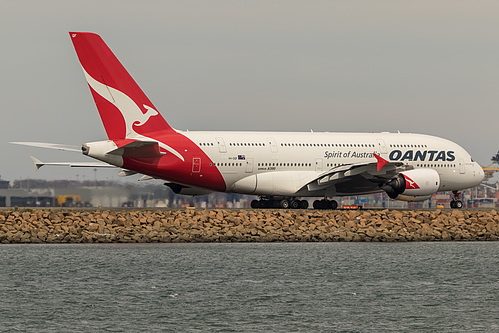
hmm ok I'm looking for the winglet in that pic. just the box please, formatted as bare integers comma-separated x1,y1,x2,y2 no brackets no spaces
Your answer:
30,156,44,172
373,153,389,171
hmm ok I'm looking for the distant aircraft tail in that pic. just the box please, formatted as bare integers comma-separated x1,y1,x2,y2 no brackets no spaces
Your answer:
69,32,174,140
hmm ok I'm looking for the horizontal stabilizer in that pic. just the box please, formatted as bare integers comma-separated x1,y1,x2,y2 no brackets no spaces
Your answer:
108,140,164,158
11,142,81,152
29,156,115,172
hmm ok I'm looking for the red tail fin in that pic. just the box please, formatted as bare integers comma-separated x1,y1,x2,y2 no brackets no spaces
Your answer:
69,32,174,139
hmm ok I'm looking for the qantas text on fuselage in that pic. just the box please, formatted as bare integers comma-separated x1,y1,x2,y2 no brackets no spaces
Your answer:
12,32,484,210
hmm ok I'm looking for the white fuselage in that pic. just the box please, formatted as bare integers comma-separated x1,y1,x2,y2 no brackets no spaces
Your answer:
179,131,483,196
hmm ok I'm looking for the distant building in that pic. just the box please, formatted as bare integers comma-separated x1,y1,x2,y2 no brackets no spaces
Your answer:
0,177,494,209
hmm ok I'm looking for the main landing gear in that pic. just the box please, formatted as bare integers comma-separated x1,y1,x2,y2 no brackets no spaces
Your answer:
250,197,339,210
250,197,309,209
312,199,338,210
450,191,463,209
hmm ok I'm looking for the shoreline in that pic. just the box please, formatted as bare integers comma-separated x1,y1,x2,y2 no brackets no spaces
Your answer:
1,209,498,243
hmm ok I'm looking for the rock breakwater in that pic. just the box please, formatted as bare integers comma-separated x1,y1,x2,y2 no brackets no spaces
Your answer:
1,209,498,243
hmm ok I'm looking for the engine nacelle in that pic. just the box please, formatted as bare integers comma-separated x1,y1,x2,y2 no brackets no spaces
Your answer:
382,168,440,201
164,183,213,196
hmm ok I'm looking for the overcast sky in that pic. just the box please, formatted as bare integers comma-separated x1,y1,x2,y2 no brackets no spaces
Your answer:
1,0,498,183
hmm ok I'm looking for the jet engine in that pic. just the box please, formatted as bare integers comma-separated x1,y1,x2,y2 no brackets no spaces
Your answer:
164,183,213,196
381,169,440,202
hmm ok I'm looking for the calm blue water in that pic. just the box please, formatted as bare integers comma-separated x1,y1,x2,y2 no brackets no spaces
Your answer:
0,242,498,332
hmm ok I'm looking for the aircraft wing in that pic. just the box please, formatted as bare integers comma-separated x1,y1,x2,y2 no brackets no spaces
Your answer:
304,154,407,193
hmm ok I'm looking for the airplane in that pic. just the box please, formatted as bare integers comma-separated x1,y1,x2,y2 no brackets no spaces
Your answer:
12,32,484,209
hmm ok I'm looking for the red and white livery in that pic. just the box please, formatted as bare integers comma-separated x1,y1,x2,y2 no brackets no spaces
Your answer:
13,32,484,209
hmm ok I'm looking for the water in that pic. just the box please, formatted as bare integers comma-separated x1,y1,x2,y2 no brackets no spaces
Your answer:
0,243,498,332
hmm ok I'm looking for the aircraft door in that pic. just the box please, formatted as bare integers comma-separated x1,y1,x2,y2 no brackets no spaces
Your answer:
376,139,387,154
245,158,254,173
267,138,278,153
192,157,201,173
216,137,227,153
459,159,466,174
315,158,323,172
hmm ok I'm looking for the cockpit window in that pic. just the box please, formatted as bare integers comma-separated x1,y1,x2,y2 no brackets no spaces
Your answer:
471,158,475,162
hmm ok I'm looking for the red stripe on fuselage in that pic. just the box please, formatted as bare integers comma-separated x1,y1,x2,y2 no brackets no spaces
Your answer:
120,132,226,192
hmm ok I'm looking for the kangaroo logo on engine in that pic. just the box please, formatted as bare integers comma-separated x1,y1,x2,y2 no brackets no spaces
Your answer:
389,150,455,162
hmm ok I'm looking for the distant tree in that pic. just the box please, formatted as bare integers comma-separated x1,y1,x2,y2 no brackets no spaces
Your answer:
492,151,499,164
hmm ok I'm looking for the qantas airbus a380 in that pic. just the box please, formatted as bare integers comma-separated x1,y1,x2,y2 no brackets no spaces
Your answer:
13,32,484,209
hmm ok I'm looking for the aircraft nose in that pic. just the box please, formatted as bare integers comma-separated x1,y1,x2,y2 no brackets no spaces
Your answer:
477,163,485,181
472,162,485,186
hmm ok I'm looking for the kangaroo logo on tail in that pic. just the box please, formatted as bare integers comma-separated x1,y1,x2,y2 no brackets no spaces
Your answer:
138,105,159,126
71,32,184,161
82,66,184,161
82,67,159,138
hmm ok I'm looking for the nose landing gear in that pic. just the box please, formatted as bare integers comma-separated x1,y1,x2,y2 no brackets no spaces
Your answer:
450,191,463,209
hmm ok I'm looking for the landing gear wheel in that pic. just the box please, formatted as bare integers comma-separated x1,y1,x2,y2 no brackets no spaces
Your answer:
290,200,300,209
279,199,290,209
251,200,259,208
450,191,463,209
300,200,309,209
330,200,338,210
313,200,323,209
313,199,338,210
